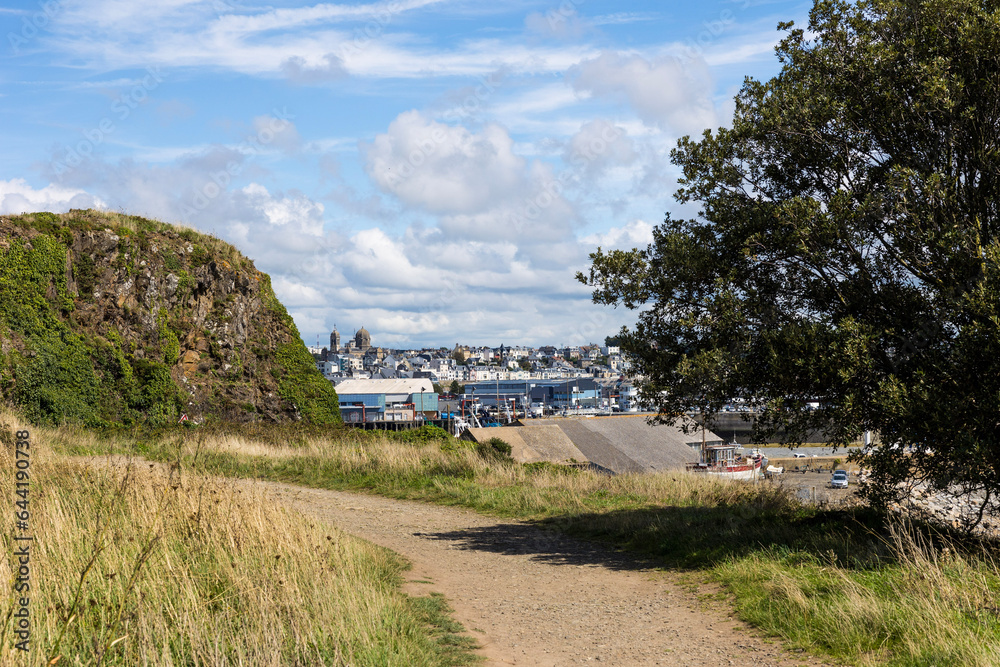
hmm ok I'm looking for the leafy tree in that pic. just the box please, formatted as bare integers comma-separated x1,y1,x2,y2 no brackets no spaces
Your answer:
449,380,463,395
432,382,444,395
579,0,1000,523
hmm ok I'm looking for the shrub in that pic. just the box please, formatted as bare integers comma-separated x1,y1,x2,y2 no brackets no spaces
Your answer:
393,424,451,444
476,436,512,462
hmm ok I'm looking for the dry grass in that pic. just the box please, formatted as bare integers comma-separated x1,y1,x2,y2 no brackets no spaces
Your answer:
40,420,1000,666
716,519,1000,666
0,414,476,666
143,426,788,511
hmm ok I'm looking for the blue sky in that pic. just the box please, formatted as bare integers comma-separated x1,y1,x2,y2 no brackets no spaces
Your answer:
0,0,809,348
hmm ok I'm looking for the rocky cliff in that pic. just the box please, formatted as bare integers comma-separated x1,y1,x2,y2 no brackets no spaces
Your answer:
0,209,339,427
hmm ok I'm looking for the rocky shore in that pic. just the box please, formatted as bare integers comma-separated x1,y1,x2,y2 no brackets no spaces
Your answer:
771,469,1000,538
887,481,1000,537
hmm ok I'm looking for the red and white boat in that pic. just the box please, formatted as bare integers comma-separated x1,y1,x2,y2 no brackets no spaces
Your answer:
686,437,765,480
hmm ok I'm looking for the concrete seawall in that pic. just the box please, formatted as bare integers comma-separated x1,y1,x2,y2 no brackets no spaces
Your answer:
699,412,851,445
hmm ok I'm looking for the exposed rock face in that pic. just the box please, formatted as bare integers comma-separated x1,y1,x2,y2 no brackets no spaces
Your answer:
0,210,339,427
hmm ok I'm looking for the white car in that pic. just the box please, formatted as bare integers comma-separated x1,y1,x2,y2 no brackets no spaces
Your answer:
830,470,849,489
792,452,807,458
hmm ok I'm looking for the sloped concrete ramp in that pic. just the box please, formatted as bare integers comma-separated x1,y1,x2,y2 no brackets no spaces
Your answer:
577,416,703,471
464,425,588,465
552,419,645,474
465,416,717,474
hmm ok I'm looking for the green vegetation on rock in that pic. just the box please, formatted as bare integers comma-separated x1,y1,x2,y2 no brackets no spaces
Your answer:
0,210,339,428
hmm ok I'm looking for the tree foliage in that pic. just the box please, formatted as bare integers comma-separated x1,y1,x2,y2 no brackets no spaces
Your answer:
579,0,1000,519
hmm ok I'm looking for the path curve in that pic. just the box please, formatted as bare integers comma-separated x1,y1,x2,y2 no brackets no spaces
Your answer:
261,482,835,666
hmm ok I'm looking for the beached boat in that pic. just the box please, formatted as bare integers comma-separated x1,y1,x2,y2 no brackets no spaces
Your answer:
686,433,766,480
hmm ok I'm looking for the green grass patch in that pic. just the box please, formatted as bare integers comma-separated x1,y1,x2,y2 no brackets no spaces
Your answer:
407,593,483,666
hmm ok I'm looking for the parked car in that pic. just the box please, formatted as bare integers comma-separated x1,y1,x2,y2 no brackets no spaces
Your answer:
792,452,807,458
830,470,849,489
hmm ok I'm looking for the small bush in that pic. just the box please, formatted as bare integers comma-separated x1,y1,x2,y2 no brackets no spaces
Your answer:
189,245,210,267
164,254,181,271
73,253,97,298
393,425,451,444
476,437,512,462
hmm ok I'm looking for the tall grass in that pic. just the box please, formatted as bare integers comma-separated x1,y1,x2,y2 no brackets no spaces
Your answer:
718,522,1000,666
38,419,1000,666
0,414,478,665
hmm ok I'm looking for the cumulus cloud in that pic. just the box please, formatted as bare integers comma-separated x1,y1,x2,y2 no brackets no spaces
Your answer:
582,219,655,250
564,119,636,179
569,51,718,135
0,179,105,214
362,110,585,261
235,183,325,235
281,53,348,84
363,111,527,215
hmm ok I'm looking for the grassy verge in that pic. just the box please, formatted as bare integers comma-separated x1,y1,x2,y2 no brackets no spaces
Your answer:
0,415,480,665
37,420,1000,666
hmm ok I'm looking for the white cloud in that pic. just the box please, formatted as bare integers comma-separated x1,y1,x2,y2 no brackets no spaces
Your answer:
524,8,588,41
363,111,528,215
0,179,105,214
46,1,599,79
582,219,654,249
280,53,348,83
271,276,328,307
493,83,580,116
362,110,588,269
250,115,302,154
569,51,718,135
238,184,325,235
209,0,451,35
591,13,660,26
340,227,428,288
564,119,636,179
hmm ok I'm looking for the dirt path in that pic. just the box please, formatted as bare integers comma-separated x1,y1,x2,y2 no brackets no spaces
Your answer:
261,482,835,666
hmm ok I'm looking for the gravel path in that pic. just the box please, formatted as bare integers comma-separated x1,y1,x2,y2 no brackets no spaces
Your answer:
260,482,836,667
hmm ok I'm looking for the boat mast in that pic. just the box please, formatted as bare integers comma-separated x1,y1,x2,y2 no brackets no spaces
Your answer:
701,409,706,463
